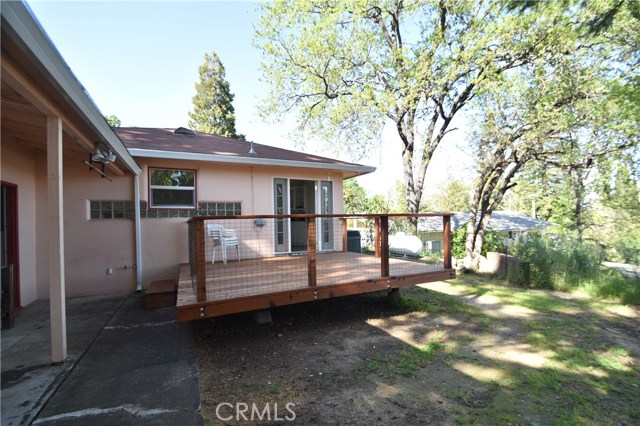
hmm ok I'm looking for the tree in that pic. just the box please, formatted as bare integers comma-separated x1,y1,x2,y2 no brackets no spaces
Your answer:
366,194,390,215
595,162,640,262
343,179,368,214
256,1,565,220
389,180,409,214
462,1,639,268
104,115,121,127
426,179,471,212
507,0,640,35
188,52,243,139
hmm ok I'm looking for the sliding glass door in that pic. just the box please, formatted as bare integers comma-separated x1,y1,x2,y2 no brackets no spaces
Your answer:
273,178,334,253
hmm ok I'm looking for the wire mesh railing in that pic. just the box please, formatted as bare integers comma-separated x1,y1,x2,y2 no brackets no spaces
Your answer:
186,214,453,304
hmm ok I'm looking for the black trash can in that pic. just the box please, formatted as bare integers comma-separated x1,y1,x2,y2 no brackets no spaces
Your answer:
347,230,361,253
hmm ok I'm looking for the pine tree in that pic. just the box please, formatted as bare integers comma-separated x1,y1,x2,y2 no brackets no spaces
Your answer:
188,52,241,138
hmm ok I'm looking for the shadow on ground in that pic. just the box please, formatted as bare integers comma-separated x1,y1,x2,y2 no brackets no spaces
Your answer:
194,280,640,426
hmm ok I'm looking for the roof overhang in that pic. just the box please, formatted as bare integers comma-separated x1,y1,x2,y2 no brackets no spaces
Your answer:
417,212,555,233
1,1,141,175
127,148,376,178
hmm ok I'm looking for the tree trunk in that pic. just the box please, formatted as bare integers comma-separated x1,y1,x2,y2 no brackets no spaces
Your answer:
572,169,586,243
464,152,524,271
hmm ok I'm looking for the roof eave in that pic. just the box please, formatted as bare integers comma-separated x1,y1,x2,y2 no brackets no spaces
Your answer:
1,1,141,175
127,148,376,176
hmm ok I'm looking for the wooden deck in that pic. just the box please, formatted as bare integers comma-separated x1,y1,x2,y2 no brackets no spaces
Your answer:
177,252,455,321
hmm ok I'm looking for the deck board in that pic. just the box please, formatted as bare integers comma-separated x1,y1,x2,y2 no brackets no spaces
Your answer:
176,251,454,321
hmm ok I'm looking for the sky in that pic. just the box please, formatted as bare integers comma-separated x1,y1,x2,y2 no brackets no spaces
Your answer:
26,0,475,198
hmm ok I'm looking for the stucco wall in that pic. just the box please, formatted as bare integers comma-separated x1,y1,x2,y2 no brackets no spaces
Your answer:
2,140,349,302
58,151,136,297
135,158,345,288
1,137,137,305
1,139,39,306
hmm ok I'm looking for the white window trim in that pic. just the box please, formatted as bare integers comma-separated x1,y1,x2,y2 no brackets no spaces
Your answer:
149,168,196,209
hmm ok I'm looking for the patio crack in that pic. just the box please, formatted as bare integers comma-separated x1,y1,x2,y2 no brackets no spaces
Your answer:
32,405,178,424
104,319,176,330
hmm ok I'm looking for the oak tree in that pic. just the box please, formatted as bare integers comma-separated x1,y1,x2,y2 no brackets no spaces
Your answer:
462,1,639,267
256,0,571,219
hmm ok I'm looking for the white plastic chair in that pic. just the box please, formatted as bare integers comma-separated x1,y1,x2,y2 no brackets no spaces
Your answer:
207,224,240,264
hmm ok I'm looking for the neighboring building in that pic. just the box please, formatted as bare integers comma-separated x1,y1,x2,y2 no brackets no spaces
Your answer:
418,211,554,253
0,2,374,361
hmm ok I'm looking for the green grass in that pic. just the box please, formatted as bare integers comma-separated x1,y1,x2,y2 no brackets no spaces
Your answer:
450,279,576,314
367,330,447,377
489,286,570,313
389,285,491,321
453,389,472,405
198,274,639,426
610,347,630,357
518,313,638,425
576,269,640,305
426,276,640,425
367,341,446,376
268,379,283,395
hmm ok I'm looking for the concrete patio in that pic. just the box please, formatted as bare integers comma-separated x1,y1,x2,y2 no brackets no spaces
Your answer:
1,293,202,425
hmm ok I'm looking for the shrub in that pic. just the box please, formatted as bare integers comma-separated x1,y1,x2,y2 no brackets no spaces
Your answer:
580,269,640,305
510,233,640,304
509,232,553,289
451,227,503,259
557,239,601,288
451,227,466,259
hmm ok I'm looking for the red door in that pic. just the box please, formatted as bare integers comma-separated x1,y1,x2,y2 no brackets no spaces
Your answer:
1,182,20,307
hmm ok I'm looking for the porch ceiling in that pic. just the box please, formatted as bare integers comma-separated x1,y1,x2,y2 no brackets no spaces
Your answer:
1,66,127,177
1,81,87,155
1,1,140,175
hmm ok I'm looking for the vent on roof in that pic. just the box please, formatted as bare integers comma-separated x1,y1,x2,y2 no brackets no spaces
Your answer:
174,127,195,136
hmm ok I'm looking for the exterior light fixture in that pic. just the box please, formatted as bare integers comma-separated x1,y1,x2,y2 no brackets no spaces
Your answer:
85,143,117,181
91,144,117,164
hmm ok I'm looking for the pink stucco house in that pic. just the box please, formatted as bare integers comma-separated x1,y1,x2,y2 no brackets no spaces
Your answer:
0,2,374,361
2,2,454,361
114,127,374,282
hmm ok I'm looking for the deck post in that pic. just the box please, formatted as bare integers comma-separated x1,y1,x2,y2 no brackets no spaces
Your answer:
443,215,452,269
342,218,348,253
307,217,317,287
374,217,380,258
380,215,389,277
195,219,207,302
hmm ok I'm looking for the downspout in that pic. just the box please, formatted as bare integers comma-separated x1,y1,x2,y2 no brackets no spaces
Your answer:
134,174,143,292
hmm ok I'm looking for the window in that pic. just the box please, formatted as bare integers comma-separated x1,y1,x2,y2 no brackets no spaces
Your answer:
149,168,196,208
198,202,241,216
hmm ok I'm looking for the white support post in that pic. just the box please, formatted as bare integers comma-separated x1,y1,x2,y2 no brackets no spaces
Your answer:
47,115,67,363
134,174,143,292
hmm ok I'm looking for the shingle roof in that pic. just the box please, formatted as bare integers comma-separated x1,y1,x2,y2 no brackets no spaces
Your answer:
114,127,375,176
418,211,554,233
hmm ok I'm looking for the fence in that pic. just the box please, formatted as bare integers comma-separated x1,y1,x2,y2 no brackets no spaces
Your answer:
180,213,453,320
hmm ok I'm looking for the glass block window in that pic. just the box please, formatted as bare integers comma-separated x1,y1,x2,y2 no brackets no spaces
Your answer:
149,168,196,209
197,202,241,216
89,200,241,220
90,201,136,219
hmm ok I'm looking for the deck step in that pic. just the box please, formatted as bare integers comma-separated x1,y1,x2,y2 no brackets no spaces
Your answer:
145,279,177,309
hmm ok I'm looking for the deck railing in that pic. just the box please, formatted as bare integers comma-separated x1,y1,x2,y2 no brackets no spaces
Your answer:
187,213,453,304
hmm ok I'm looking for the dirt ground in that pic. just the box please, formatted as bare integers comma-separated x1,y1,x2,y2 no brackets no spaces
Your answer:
193,277,640,425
